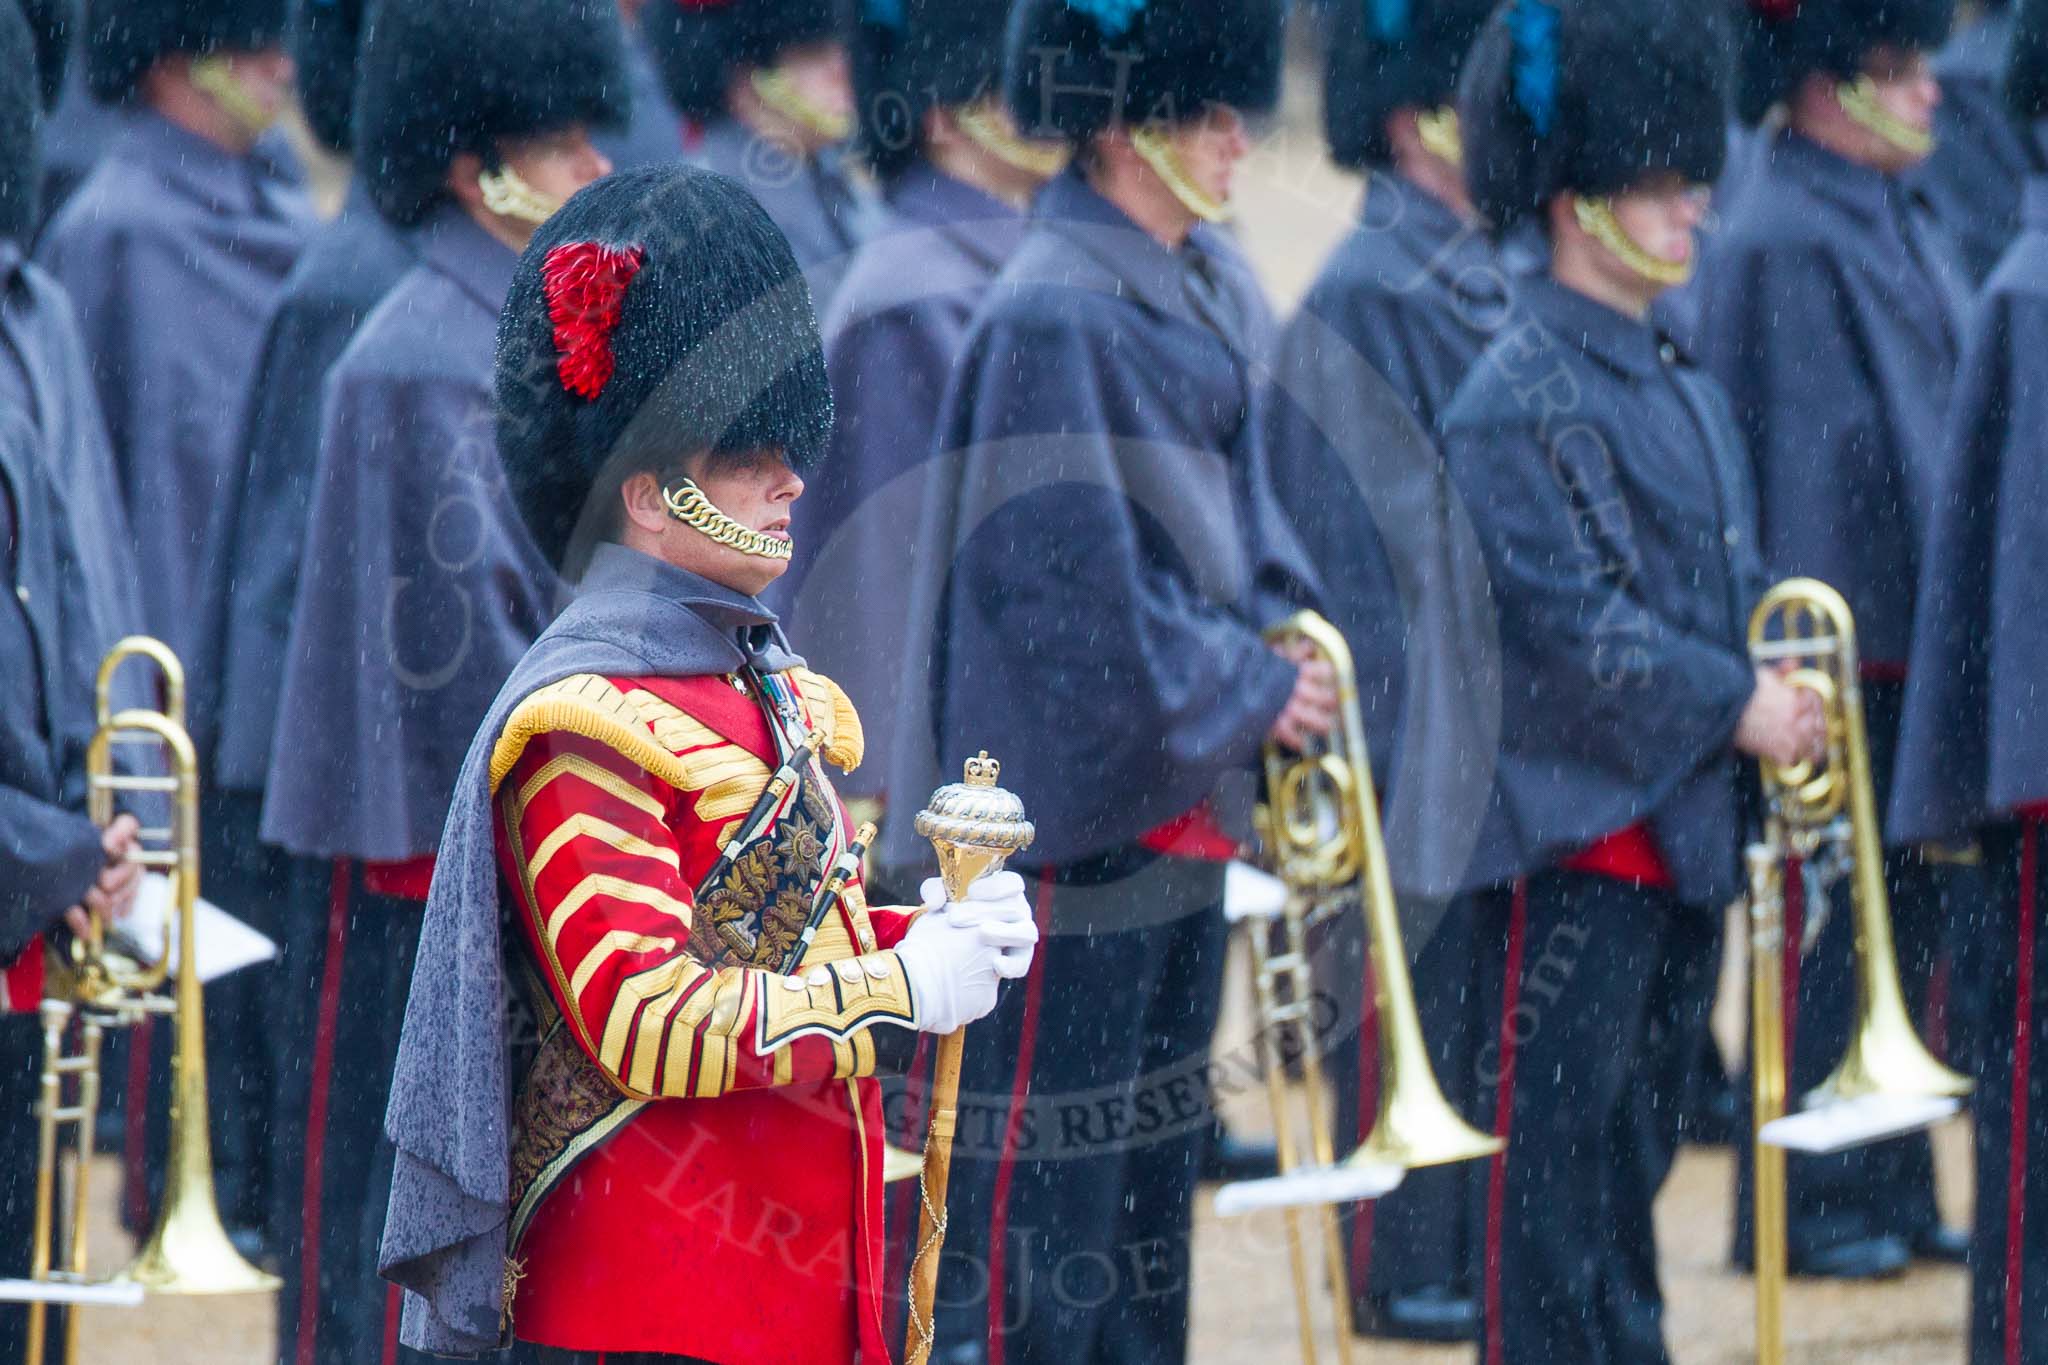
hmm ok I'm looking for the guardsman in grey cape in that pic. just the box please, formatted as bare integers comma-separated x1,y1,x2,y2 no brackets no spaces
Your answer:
197,0,416,1279
1893,0,2048,1354
35,0,310,1258
1263,0,1500,1340
0,0,145,1354
1696,0,1975,1282
784,0,1066,816
883,1,1341,1360
1444,1,1816,1357
643,0,875,308
256,0,625,1358
783,0,1069,1335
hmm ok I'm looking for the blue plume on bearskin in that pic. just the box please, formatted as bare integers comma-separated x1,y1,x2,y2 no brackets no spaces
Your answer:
1508,0,1559,135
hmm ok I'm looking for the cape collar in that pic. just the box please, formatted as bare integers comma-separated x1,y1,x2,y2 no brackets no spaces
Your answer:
887,160,1027,272
1030,165,1238,328
111,110,282,220
1359,168,1468,244
1518,273,1681,381
417,202,520,316
573,543,788,670
1769,131,1901,227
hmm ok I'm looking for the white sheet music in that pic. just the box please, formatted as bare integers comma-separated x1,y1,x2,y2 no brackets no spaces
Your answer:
117,874,277,983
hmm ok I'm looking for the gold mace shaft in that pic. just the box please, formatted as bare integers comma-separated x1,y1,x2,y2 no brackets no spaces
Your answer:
906,751,1031,1365
904,845,1003,1365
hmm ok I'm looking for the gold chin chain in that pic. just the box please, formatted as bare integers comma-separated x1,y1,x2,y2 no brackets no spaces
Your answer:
1836,75,1935,158
662,479,794,561
751,67,853,144
189,55,278,139
1574,196,1694,288
1130,124,1231,224
954,101,1071,182
1416,105,1463,168
478,165,562,227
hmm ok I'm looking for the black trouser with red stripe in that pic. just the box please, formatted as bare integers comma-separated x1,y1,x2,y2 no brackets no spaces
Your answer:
0,1012,60,1361
197,788,296,1237
1969,817,2048,1365
267,860,428,1365
1478,872,1721,1365
931,853,1228,1365
1321,891,1489,1309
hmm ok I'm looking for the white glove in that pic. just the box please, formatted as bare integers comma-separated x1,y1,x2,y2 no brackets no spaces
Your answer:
920,870,1035,979
919,870,1030,925
894,892,1040,1034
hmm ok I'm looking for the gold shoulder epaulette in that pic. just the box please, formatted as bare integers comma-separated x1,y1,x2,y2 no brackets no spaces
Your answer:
786,667,865,772
489,674,698,796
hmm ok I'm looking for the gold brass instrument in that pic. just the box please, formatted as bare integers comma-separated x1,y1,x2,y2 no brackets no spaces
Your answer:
5,639,278,1365
1224,612,1501,1365
1744,581,1970,1365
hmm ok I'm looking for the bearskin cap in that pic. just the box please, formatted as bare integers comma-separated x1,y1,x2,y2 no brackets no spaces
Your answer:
644,0,848,122
2007,0,2048,118
496,164,834,575
1459,0,1731,234
854,0,1011,179
0,0,47,238
1736,0,1956,124
355,0,629,228
289,0,370,154
1325,0,1496,168
84,0,287,103
1004,0,1285,141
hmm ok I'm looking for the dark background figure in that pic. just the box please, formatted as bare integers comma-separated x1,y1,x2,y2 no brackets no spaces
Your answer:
885,1,1342,1360
785,0,1066,1342
1262,0,1501,1341
1697,0,1974,1283
643,0,876,311
0,0,144,1352
34,0,310,1266
198,0,419,1345
1919,0,2031,285
253,0,625,1358
596,0,690,171
1893,1,2048,1354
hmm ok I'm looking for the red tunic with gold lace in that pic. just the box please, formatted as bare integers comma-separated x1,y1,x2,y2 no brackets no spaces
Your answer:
488,666,920,1362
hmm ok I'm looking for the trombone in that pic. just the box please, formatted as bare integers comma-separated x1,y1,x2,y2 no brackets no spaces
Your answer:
0,638,277,1365
1744,581,1970,1365
1217,612,1501,1365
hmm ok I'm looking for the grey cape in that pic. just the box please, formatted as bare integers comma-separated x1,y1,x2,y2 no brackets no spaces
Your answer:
34,111,308,736
377,544,800,1356
260,207,553,862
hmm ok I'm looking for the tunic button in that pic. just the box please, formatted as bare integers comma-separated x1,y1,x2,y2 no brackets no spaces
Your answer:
865,957,892,979
1724,527,1742,548
1658,342,1678,365
12,584,26,605
806,966,831,987
781,974,808,992
836,959,865,983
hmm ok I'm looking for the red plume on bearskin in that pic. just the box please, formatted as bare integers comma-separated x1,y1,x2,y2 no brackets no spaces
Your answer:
1750,0,1798,19
543,241,647,401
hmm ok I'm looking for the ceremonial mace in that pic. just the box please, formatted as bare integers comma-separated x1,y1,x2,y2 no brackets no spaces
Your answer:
905,752,1034,1365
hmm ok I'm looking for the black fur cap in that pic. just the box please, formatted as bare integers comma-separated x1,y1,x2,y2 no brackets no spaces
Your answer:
495,164,833,574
